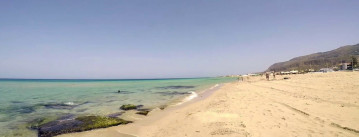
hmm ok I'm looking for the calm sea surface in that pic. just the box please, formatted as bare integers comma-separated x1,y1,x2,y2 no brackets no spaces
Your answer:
0,77,235,137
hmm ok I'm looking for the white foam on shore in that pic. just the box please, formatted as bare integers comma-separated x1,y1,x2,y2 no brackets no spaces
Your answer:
175,84,220,106
64,102,75,105
210,84,220,89
176,91,198,105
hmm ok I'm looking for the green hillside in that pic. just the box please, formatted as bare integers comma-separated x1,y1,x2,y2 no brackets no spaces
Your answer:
267,43,359,72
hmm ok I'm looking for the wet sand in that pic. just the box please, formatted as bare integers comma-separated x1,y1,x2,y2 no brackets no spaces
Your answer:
59,72,359,137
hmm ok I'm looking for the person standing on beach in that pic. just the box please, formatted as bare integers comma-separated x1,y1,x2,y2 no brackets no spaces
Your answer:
266,73,270,81
273,71,276,79
238,76,244,82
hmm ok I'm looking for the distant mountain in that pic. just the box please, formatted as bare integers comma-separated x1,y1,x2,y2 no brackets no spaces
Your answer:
267,43,359,72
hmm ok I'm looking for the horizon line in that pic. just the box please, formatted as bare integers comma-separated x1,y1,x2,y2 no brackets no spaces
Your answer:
0,76,222,81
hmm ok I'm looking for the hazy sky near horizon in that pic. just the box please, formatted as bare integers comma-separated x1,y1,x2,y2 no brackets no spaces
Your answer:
1,0,359,79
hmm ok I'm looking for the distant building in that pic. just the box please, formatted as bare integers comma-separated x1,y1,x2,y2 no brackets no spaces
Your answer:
280,71,290,75
319,68,334,72
308,69,315,72
341,63,349,70
248,73,259,76
290,70,299,74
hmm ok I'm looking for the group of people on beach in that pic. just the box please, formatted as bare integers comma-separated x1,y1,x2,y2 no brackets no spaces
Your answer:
254,72,276,81
237,71,276,82
265,71,276,81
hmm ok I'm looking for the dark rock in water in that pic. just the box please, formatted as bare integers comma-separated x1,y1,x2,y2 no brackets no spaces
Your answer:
136,105,144,109
116,90,134,94
156,86,195,89
40,102,89,110
106,100,117,103
17,106,37,114
159,105,167,110
76,109,88,112
30,115,132,137
136,110,150,116
107,112,125,118
155,91,191,96
0,105,40,114
43,103,78,110
11,101,24,104
75,116,131,129
120,104,138,110
27,115,66,129
137,108,151,111
59,114,77,120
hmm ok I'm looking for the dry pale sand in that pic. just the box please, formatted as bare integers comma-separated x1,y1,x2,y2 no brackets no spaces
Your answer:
60,72,359,137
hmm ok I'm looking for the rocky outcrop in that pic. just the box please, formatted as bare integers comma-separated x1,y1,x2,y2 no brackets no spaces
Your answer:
120,104,138,110
136,109,151,116
29,115,132,137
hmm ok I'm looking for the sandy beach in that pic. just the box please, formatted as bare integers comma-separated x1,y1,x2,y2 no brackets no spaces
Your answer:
60,72,359,137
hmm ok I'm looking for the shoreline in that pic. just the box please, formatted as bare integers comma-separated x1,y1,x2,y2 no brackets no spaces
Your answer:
58,83,228,137
0,77,236,137
60,72,359,137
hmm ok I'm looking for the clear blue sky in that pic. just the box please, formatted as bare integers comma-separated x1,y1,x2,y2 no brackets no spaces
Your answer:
1,0,358,79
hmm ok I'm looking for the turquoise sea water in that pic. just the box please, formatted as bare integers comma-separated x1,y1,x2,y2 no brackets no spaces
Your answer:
0,77,235,137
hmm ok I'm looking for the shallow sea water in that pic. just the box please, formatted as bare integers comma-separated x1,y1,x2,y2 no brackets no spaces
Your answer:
0,77,235,137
